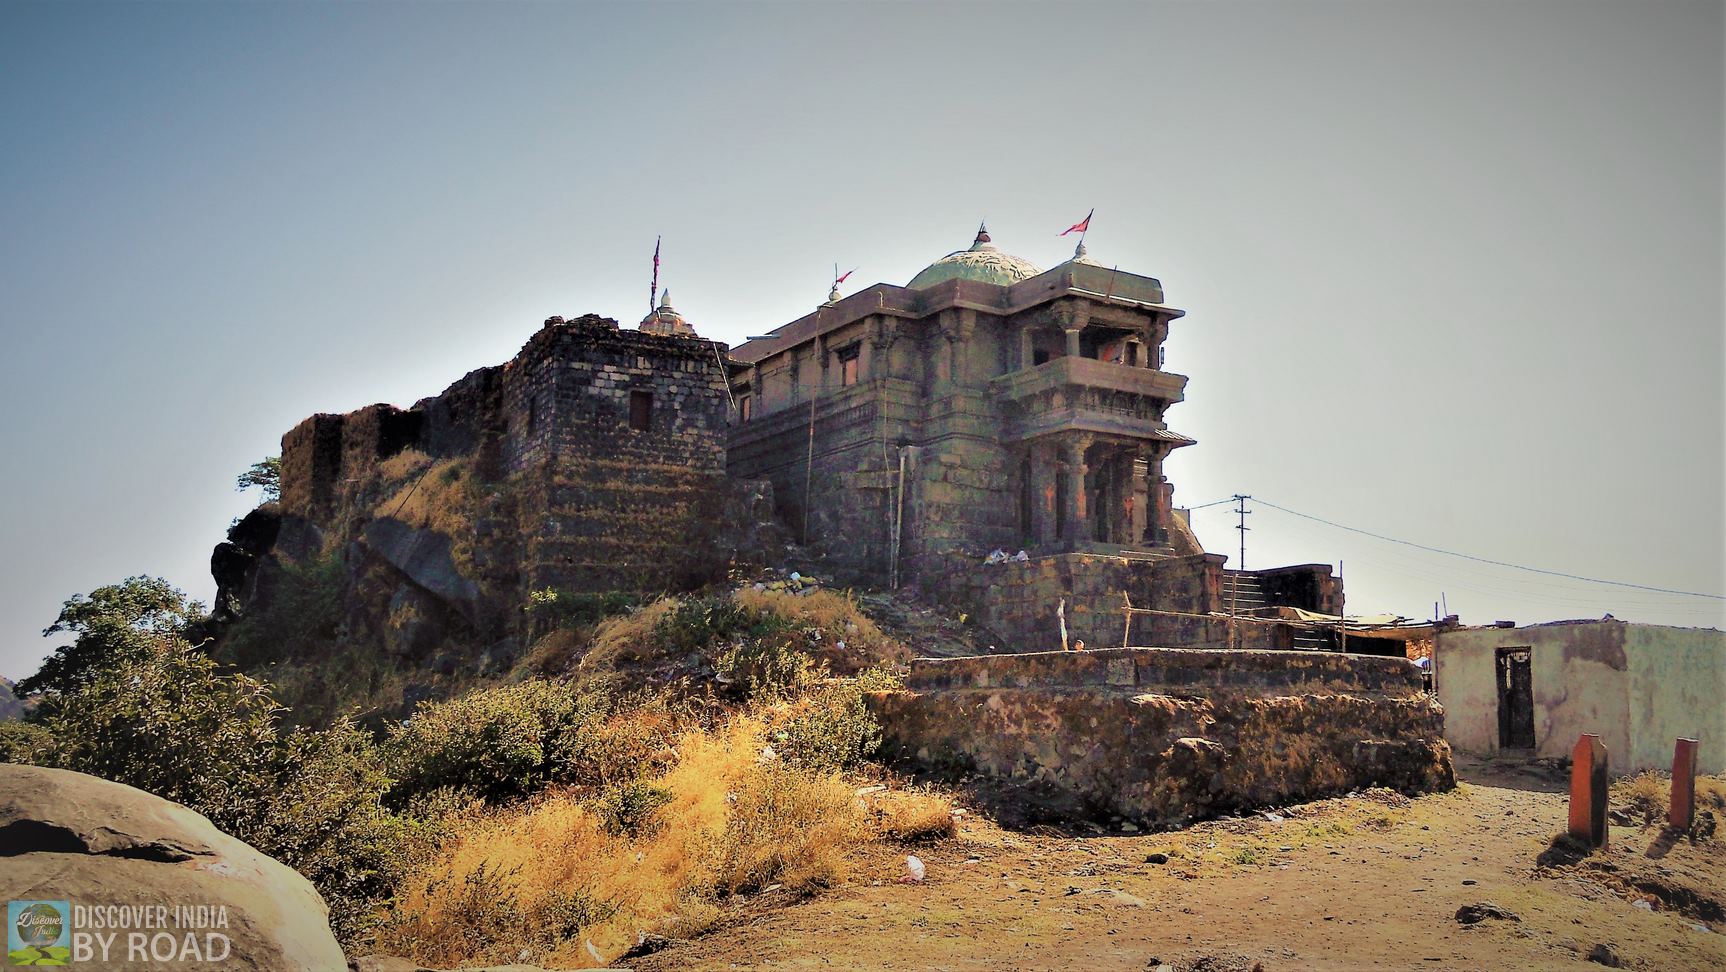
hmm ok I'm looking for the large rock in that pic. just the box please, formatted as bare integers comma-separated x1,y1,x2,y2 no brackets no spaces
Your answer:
361,518,483,625
0,764,347,971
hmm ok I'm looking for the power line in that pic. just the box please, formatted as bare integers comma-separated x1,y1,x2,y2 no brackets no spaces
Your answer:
1184,496,1237,511
1250,497,1724,601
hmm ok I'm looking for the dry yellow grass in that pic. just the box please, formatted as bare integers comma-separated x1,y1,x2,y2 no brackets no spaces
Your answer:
581,597,683,670
1613,770,1670,825
377,448,433,483
865,787,958,842
733,587,909,672
374,456,472,539
377,713,866,968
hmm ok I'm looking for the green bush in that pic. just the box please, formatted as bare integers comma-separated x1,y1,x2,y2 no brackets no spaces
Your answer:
0,721,55,764
655,595,789,657
773,681,882,773
26,637,419,947
385,680,612,805
718,637,824,700
526,588,641,631
220,553,345,670
595,780,674,838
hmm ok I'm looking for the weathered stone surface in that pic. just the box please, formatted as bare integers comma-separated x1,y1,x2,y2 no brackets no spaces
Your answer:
362,518,483,625
0,764,346,971
872,648,1454,826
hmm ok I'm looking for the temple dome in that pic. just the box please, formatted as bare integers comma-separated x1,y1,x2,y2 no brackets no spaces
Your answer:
639,290,697,337
907,223,1043,290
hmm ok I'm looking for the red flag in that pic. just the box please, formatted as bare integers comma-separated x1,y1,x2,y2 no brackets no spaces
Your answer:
651,236,661,311
836,267,856,285
1059,209,1094,237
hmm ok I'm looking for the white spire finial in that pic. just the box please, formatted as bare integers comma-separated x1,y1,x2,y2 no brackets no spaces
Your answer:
659,289,671,309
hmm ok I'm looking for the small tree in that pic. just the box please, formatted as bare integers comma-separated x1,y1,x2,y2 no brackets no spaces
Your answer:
19,576,203,697
236,455,282,504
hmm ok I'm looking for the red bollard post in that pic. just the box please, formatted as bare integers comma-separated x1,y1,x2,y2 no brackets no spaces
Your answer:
1669,737,1699,832
1569,734,1609,849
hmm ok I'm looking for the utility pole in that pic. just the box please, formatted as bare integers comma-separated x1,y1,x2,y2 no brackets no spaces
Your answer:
1231,494,1252,648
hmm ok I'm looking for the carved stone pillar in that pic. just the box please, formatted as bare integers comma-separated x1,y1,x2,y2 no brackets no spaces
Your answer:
1019,326,1036,371
1064,326,1083,358
1061,433,1093,545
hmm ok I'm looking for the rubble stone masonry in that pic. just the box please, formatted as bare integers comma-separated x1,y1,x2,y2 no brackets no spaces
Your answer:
871,647,1455,826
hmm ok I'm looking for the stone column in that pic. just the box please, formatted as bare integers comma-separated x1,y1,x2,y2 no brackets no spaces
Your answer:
1148,450,1168,544
1034,442,1059,546
950,309,977,386
1112,447,1134,544
1064,326,1083,358
1061,433,1093,545
1019,326,1036,371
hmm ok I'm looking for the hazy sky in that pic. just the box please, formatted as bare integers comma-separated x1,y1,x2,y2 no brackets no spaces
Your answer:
2,1,1721,680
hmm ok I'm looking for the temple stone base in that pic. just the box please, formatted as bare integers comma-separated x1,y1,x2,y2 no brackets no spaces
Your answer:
869,647,1454,827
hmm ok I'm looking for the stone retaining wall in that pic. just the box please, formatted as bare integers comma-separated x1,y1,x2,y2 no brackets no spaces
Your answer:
872,647,1453,827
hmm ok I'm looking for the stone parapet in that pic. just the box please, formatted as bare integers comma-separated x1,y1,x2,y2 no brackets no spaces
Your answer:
906,646,1427,697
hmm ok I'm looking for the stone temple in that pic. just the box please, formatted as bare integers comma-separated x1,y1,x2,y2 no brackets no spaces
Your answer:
231,223,1341,661
728,224,1339,651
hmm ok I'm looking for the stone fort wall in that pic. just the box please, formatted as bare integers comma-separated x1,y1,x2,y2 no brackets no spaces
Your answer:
261,315,765,664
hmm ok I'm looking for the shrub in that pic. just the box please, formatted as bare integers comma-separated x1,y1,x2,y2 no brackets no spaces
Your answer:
0,721,55,764
866,788,958,842
527,588,642,631
28,638,418,947
656,595,790,657
718,637,824,700
770,681,881,773
385,679,671,806
219,553,344,670
595,781,674,838
708,765,861,896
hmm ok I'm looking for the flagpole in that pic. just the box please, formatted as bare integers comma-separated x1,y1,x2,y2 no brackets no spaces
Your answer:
1080,208,1093,245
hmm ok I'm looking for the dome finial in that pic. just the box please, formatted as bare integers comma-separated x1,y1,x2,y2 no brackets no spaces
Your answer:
826,283,841,305
1073,240,1088,261
971,221,992,250
659,289,671,309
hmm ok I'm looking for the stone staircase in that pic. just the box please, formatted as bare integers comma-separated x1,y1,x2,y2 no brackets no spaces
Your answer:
1222,569,1334,651
1219,570,1266,613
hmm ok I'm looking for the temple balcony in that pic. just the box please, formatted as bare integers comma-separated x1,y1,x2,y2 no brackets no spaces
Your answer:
991,356,1191,444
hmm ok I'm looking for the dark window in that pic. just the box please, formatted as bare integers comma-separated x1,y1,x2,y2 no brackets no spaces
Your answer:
838,345,860,386
1033,349,1051,367
629,390,653,432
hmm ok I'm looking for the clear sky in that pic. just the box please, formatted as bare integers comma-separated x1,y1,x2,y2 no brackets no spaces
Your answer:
2,1,1721,680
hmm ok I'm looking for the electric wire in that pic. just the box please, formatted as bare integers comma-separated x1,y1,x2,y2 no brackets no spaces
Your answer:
1239,497,1723,600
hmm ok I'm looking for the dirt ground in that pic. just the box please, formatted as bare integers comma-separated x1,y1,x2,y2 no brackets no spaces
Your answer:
634,757,1724,971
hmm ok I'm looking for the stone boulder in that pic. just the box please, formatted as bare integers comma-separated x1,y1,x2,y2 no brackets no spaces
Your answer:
361,517,484,626
0,764,347,971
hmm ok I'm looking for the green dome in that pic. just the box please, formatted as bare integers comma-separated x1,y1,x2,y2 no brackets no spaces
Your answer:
908,224,1043,290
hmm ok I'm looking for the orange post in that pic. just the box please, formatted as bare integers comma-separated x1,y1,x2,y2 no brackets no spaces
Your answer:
1568,734,1609,849
1669,737,1699,831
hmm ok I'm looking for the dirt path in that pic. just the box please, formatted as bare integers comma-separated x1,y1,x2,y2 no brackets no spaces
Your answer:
635,760,1723,971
